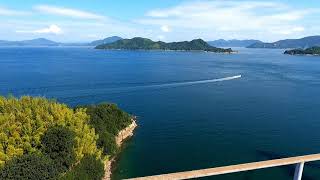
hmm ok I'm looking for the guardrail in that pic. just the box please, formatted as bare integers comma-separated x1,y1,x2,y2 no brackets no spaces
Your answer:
128,153,320,180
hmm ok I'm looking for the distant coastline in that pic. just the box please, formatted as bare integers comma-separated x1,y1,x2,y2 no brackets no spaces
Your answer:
284,47,320,56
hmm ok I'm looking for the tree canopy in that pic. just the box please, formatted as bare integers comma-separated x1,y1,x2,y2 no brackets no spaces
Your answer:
0,96,134,179
78,103,133,156
0,96,101,166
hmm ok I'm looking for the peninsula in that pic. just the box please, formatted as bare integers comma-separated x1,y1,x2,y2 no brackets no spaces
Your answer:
284,47,320,56
95,37,234,53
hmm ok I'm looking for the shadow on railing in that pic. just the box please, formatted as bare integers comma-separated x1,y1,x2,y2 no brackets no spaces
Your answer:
127,153,320,180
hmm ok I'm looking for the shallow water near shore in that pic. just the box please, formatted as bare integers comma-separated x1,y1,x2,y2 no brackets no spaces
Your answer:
1,47,320,180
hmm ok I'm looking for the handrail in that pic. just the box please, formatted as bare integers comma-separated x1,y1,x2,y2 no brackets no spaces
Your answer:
128,153,320,180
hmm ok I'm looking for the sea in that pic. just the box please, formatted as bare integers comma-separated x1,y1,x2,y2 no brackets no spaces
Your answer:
0,46,320,180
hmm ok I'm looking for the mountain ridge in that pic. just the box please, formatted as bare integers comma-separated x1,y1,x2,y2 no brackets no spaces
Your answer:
247,36,320,49
208,39,262,47
0,36,123,46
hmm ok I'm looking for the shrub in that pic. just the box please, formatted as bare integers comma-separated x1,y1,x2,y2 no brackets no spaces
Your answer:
0,154,58,180
61,155,105,180
0,96,101,166
41,125,76,173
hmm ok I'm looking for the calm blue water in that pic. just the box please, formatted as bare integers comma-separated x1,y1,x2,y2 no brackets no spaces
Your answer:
1,47,320,180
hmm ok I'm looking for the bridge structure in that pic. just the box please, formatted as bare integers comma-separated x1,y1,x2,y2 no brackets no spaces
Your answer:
128,153,320,180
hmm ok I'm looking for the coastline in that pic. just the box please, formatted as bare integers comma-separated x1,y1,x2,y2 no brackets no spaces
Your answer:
103,118,138,180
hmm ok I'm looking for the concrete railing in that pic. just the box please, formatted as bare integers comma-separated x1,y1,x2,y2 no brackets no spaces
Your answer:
128,153,320,180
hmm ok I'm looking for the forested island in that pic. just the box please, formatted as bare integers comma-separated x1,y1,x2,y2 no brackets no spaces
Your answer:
95,37,234,53
247,36,320,49
284,47,320,56
0,96,136,180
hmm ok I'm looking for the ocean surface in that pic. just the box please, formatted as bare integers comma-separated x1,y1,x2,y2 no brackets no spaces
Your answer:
1,47,320,180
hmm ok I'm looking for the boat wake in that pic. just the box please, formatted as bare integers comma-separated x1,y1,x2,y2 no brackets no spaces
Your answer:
15,75,242,103
136,75,242,89
60,75,242,102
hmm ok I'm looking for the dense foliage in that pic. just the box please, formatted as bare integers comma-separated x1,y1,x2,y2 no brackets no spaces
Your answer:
0,96,134,179
98,131,119,156
41,126,76,173
0,96,100,166
284,46,320,55
61,155,105,180
95,37,233,53
0,154,58,180
78,103,132,156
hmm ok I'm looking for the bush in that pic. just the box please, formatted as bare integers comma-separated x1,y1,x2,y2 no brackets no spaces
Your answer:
61,155,105,180
0,96,101,166
0,154,58,180
41,125,76,173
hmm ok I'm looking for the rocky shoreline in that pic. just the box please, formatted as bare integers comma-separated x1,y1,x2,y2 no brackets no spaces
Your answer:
103,118,138,180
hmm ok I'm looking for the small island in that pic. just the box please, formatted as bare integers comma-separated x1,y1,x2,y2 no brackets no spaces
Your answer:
95,37,234,53
284,47,320,56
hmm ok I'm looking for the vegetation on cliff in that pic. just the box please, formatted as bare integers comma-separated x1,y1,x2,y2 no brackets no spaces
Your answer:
95,37,233,53
284,47,320,55
77,103,133,157
0,96,134,179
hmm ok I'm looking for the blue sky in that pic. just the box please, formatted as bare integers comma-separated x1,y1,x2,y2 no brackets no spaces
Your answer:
1,0,319,42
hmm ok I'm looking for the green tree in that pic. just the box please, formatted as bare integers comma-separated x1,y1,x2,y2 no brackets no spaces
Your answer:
41,125,76,173
61,155,105,180
0,96,101,166
0,153,58,180
77,103,132,156
97,131,118,156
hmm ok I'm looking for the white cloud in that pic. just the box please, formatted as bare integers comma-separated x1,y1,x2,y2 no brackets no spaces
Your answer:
34,5,105,20
136,1,318,41
16,24,62,35
157,35,165,40
0,7,30,16
272,26,305,35
161,25,170,32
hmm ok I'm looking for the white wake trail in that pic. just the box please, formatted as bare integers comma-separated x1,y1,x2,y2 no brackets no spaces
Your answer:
60,75,242,101
139,75,242,89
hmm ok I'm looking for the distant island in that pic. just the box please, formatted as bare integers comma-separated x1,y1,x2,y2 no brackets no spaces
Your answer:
0,38,59,46
208,39,262,47
247,35,320,49
95,37,234,53
0,36,122,47
284,47,320,56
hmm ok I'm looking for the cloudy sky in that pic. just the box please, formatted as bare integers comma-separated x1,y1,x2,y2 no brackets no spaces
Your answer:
0,0,319,42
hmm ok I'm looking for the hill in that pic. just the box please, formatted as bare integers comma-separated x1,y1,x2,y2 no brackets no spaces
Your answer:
208,39,262,47
284,46,320,55
89,36,122,46
247,36,320,49
0,36,123,47
0,38,59,46
95,37,233,53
